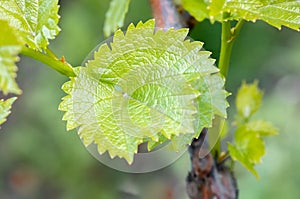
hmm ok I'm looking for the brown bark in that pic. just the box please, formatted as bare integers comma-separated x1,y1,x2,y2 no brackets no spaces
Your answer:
187,129,238,199
148,0,238,198
149,0,186,29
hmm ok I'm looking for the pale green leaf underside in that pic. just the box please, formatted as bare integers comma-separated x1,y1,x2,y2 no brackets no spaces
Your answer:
104,0,131,37
0,97,17,126
0,20,23,95
0,0,61,50
59,19,227,163
182,0,300,31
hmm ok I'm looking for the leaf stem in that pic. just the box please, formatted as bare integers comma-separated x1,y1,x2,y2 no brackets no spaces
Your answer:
218,19,244,77
20,46,76,77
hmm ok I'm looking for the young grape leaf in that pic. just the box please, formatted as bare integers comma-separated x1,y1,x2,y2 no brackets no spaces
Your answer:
0,20,23,95
228,142,259,178
104,0,131,37
0,0,61,50
236,81,263,119
182,0,300,31
228,123,277,178
59,19,227,163
0,97,17,126
246,120,278,136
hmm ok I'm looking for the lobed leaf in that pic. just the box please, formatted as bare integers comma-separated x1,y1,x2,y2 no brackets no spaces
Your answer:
59,19,228,163
103,0,131,37
0,0,61,50
182,0,300,31
0,97,17,126
0,20,23,95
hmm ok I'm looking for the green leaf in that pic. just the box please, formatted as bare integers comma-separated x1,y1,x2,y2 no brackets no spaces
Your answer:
181,0,225,22
0,20,23,95
103,0,131,37
59,19,227,163
165,73,229,152
236,81,263,119
246,120,278,136
0,97,17,126
225,0,300,31
0,0,61,50
181,0,210,22
170,72,228,148
229,125,266,178
182,0,300,31
234,126,266,163
228,142,259,178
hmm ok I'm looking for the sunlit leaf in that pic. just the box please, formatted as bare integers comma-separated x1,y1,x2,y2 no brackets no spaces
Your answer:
103,0,131,37
225,0,300,31
59,19,227,163
182,0,300,31
0,20,23,95
165,73,229,152
0,0,61,50
181,0,211,22
0,97,17,126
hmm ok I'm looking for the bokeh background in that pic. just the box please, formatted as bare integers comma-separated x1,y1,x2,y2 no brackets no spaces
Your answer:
1,0,300,198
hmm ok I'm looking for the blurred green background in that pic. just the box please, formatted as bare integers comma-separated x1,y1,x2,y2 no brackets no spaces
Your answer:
0,0,300,198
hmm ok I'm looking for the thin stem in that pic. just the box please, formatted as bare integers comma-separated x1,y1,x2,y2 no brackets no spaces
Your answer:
232,20,245,38
20,46,75,77
219,20,233,77
218,19,244,77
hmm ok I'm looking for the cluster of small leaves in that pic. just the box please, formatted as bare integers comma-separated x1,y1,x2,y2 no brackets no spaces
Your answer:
59,19,228,163
228,81,277,178
181,0,300,31
0,0,61,125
